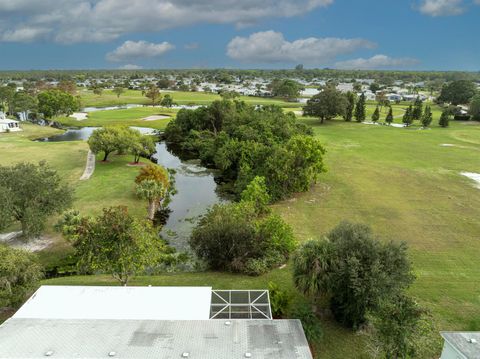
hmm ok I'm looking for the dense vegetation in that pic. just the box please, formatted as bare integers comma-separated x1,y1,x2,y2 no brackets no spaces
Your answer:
1,68,479,84
0,162,73,238
58,206,172,285
190,177,296,275
0,245,42,309
165,100,326,200
293,222,439,357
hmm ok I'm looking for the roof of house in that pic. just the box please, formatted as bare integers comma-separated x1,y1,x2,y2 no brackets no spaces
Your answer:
441,331,480,358
14,285,213,320
0,318,313,359
0,118,18,124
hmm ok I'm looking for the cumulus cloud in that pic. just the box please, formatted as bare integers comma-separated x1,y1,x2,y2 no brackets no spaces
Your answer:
1,26,51,42
118,64,143,70
418,0,465,16
0,0,333,43
106,40,174,62
226,31,375,65
335,55,419,70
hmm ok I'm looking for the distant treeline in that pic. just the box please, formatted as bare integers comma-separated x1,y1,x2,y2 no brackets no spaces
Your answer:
0,69,479,83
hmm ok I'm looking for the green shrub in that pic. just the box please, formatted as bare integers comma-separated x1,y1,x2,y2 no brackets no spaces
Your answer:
290,301,323,344
190,201,296,275
268,282,292,318
293,221,414,329
0,245,43,308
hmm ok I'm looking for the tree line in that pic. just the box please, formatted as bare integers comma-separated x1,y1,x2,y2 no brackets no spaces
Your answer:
164,99,327,201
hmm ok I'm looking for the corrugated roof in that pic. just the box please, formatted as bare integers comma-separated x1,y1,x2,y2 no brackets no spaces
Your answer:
14,285,212,320
0,318,313,359
441,331,480,359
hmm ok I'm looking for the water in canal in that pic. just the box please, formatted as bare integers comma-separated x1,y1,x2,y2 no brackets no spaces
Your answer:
40,127,227,250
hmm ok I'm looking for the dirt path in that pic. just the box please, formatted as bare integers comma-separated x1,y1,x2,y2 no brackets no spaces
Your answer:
0,231,54,252
80,150,95,180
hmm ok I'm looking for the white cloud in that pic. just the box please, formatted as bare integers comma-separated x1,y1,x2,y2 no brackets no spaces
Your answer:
418,0,465,16
0,0,333,43
226,30,375,65
106,40,174,62
118,64,143,70
335,55,419,70
1,26,50,42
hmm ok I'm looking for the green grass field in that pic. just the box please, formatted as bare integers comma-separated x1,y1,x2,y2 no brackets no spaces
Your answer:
79,89,301,108
0,123,150,230
274,118,480,331
56,107,174,130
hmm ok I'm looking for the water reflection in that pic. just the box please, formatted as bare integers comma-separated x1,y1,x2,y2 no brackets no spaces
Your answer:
39,128,227,250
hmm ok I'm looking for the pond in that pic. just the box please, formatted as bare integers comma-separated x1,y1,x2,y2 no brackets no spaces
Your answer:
40,127,227,250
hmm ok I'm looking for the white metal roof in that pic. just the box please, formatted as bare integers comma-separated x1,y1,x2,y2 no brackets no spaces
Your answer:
0,318,313,359
13,285,212,320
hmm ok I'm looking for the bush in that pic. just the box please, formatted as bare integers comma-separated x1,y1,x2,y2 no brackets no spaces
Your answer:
268,282,292,318
190,201,296,275
0,245,43,308
290,301,323,344
294,221,414,329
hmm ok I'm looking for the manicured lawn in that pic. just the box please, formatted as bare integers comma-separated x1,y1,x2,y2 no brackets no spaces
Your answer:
0,124,148,217
273,117,480,331
79,89,299,108
56,107,174,130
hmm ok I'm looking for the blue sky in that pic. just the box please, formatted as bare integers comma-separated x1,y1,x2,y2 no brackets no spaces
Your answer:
0,0,478,71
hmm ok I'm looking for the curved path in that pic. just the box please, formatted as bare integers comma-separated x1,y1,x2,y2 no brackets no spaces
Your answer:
80,150,95,180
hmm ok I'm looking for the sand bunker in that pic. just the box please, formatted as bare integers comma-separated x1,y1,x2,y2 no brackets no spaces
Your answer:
143,115,170,121
440,144,455,147
363,121,405,128
70,112,88,121
461,172,480,189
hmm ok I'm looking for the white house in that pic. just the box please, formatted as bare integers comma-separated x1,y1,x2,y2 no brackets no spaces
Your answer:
440,332,480,359
0,112,22,133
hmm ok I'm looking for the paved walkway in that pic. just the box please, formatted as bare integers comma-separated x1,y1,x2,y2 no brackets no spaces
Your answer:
80,150,95,180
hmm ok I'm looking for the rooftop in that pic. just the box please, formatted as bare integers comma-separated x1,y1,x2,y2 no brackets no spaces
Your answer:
0,318,313,359
441,331,480,358
14,285,212,320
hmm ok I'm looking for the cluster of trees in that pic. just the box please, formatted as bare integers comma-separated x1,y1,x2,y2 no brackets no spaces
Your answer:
87,127,156,163
267,79,303,100
190,176,297,275
2,68,478,85
304,85,368,124
293,222,439,358
142,85,175,107
0,162,73,238
58,206,173,286
164,100,326,200
399,98,434,128
0,162,71,311
55,163,176,284
438,80,477,105
0,84,80,120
